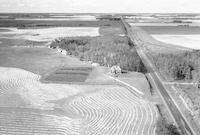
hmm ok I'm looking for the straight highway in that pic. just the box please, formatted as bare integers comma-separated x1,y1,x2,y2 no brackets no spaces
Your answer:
121,17,196,135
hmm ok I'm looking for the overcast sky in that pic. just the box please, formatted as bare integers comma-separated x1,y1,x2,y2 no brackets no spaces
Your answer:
0,0,199,13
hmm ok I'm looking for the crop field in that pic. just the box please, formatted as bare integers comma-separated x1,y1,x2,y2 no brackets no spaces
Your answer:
129,26,188,54
152,34,200,49
99,26,125,36
0,47,90,76
44,67,92,83
137,26,200,49
0,67,158,135
0,27,99,42
140,26,200,35
15,15,96,21
0,20,121,28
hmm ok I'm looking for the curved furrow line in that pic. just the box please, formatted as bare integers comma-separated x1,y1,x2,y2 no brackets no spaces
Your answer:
0,124,79,134
95,89,139,135
117,101,139,135
108,90,136,134
70,99,88,118
140,102,149,135
103,108,123,135
105,92,138,134
86,106,112,134
78,98,99,124
0,112,81,126
90,107,109,134
126,104,137,134
131,105,142,135
69,95,111,134
97,90,128,134
139,103,151,135
109,88,145,134
93,105,116,134
100,88,143,135
86,92,122,134
0,127,78,135
142,102,156,135
153,104,159,135
98,107,121,135
77,97,94,120
85,103,104,129
0,112,81,135
0,79,18,92
146,103,157,135
117,111,131,135
0,67,158,135
120,109,135,135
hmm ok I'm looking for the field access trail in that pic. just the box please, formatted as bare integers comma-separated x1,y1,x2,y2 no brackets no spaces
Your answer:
121,18,196,135
0,67,157,135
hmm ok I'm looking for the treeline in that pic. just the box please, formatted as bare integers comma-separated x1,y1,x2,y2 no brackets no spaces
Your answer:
156,117,180,135
153,50,200,80
50,36,146,72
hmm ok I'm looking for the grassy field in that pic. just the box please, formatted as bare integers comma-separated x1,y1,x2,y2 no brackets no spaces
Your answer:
0,47,90,76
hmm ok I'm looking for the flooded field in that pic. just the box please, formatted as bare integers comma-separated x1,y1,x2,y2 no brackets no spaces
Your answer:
0,27,99,42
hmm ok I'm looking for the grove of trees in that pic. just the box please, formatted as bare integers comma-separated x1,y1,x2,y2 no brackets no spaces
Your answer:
156,117,180,135
153,50,200,81
50,36,146,72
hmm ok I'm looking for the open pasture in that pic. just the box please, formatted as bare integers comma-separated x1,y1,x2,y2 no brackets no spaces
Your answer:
0,67,158,135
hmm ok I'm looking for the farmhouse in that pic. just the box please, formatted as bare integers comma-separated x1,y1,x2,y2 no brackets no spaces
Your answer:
61,50,67,55
111,65,121,75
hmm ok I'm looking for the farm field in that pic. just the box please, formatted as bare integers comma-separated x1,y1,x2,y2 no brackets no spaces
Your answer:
0,27,99,42
133,26,200,50
15,15,96,21
44,67,93,83
0,67,158,135
0,15,159,135
138,26,200,49
0,20,122,28
152,34,200,49
0,47,90,76
140,26,200,35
